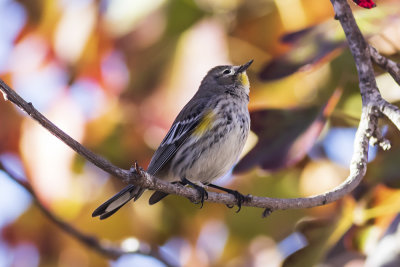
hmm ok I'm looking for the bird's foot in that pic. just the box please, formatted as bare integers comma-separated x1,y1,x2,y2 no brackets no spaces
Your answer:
208,184,250,212
181,178,208,208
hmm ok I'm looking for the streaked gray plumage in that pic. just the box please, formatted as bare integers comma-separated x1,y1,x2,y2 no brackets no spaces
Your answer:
93,60,252,219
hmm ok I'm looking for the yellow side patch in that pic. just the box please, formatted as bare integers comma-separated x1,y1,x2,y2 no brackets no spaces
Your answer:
193,110,216,136
238,72,250,87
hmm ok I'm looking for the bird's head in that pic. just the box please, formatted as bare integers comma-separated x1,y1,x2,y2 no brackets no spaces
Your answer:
200,60,253,96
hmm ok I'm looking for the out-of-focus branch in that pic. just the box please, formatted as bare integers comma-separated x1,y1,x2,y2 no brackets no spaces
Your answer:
0,161,123,258
369,45,400,85
0,161,170,264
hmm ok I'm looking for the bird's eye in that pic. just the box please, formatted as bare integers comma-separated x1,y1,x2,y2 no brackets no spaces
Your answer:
222,69,231,75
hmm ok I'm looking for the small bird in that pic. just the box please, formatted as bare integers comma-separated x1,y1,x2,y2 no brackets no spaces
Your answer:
92,60,253,219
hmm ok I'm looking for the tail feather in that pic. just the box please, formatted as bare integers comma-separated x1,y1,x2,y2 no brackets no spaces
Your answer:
92,185,145,219
149,181,182,204
149,191,170,205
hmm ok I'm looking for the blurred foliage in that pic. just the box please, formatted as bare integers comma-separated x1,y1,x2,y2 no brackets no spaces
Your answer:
1,0,400,266
234,88,341,173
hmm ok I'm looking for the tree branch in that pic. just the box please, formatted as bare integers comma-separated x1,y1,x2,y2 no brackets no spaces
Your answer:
331,0,380,103
369,45,400,86
0,161,168,264
0,0,399,218
0,80,127,180
0,78,372,211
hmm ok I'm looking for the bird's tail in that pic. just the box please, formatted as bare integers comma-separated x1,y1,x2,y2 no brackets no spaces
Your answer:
148,191,169,205
148,181,182,204
92,185,145,220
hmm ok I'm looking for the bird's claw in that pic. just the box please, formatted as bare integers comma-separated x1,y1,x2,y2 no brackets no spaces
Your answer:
193,187,208,208
230,191,250,213
182,178,209,208
208,183,250,212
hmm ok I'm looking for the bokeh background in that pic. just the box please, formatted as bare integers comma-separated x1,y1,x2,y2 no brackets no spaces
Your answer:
1,0,400,266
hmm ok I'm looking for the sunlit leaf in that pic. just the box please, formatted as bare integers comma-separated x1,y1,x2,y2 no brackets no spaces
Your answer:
283,197,356,267
259,4,400,81
259,24,345,81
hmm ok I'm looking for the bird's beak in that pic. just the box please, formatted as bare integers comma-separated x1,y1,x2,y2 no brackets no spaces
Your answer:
236,59,254,74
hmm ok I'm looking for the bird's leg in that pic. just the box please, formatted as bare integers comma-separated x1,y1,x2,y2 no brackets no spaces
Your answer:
207,184,250,212
181,177,208,208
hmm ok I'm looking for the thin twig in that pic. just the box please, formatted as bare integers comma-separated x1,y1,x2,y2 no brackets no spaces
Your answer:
369,45,400,85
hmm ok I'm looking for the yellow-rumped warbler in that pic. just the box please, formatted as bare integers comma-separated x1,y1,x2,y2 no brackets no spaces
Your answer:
93,60,253,219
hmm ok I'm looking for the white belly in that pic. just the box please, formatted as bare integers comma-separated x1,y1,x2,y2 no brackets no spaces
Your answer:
164,97,250,184
167,111,249,184
186,124,245,183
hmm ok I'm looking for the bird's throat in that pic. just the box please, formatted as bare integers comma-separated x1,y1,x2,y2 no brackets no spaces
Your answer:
238,72,250,88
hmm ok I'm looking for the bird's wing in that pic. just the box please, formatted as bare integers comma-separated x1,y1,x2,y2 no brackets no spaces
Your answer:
147,99,208,176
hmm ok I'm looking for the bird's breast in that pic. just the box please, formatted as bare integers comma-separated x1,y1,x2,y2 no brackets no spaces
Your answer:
170,98,250,183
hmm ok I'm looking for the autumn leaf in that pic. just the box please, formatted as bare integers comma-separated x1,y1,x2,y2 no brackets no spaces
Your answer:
351,0,376,9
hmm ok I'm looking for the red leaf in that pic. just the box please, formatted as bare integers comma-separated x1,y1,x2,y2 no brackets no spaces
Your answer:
352,0,376,9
